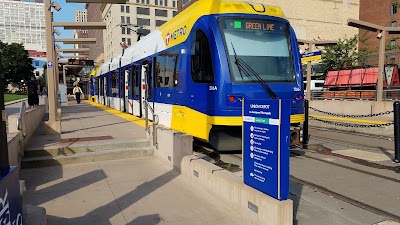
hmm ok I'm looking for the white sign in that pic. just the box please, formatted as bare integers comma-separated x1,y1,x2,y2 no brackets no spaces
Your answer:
47,61,53,68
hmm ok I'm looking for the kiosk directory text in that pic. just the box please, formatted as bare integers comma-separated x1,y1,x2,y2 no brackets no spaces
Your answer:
243,99,291,200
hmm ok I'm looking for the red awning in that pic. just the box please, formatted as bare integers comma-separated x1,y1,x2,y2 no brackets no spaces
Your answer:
324,71,339,86
363,68,378,86
336,70,351,86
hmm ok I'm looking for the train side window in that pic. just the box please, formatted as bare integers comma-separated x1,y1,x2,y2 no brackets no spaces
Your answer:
120,70,125,97
146,61,154,99
111,72,117,96
133,65,140,99
155,50,180,88
95,78,99,95
191,29,214,83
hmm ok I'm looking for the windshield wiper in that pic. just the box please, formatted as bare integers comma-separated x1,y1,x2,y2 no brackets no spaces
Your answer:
230,41,278,99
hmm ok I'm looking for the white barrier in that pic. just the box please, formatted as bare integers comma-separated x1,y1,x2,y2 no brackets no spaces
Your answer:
154,127,293,225
7,98,47,167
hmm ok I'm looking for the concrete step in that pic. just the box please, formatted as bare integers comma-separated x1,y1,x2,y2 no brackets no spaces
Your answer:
22,147,154,168
24,139,150,157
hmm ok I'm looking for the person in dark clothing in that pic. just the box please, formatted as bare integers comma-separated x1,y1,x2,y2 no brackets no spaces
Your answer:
27,75,39,107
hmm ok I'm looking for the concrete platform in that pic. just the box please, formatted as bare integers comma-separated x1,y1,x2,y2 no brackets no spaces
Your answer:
21,157,252,225
23,101,149,168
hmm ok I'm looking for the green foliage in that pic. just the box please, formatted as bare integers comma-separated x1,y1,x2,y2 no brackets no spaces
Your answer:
4,94,27,103
0,40,34,85
317,35,374,76
39,64,47,89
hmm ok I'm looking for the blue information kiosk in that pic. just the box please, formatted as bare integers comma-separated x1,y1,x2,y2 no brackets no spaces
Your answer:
243,99,290,201
0,167,23,224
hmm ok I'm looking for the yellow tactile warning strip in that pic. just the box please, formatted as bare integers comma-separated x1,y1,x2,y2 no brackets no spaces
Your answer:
84,100,150,128
310,115,389,125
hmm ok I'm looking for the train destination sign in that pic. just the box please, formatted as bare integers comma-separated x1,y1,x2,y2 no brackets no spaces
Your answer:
225,18,285,33
243,99,290,200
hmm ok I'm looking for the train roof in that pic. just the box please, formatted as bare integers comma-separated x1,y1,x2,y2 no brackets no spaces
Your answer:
101,0,286,75
98,60,111,76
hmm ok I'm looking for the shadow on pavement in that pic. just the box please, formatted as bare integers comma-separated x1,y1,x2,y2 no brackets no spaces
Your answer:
22,169,106,205
42,170,178,225
127,214,162,225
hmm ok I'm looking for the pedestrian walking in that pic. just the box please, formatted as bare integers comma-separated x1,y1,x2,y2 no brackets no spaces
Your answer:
73,85,83,104
27,75,39,107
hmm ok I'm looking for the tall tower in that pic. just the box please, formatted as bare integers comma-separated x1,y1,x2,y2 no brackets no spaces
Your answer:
73,9,88,54
0,0,46,51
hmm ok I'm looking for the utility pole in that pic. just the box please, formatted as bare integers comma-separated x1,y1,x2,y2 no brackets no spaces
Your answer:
0,49,10,175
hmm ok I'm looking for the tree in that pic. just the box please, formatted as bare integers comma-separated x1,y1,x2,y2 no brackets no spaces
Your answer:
0,40,34,85
318,35,374,76
38,64,47,91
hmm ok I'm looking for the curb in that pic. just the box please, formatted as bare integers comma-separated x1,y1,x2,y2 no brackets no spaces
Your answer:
5,98,28,106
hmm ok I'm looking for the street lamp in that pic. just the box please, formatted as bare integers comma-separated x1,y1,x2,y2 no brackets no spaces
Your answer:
0,49,9,175
53,29,61,36
297,39,337,100
347,18,400,102
120,24,149,42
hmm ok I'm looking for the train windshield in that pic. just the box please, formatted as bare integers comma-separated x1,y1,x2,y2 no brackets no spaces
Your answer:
218,17,296,83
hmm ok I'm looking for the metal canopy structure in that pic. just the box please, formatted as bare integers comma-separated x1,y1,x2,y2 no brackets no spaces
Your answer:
55,38,97,44
347,18,400,102
58,55,88,58
52,22,106,30
297,39,337,100
297,39,338,47
56,48,90,53
66,0,126,3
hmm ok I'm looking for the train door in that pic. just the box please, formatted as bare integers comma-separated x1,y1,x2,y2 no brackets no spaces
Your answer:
123,68,129,112
99,76,103,104
140,60,154,119
132,65,141,117
103,75,107,106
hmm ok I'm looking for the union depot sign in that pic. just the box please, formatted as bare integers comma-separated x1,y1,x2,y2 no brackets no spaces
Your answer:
0,167,23,225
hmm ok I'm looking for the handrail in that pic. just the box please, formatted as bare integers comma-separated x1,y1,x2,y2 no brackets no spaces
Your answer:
143,100,159,125
17,101,26,137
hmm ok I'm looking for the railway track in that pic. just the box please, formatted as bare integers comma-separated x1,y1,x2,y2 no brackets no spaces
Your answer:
193,141,400,223
309,126,395,152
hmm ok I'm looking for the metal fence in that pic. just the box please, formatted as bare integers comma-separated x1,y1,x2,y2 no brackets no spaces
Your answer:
310,89,400,101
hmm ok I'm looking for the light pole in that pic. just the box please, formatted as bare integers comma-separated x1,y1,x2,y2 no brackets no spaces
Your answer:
298,40,337,100
347,18,400,102
0,49,9,175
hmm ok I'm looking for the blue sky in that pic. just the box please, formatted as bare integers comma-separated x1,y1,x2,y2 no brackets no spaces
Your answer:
52,0,85,50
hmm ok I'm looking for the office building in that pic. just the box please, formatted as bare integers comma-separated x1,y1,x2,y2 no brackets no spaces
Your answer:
73,9,89,50
86,3,104,65
178,0,360,42
0,0,45,51
102,0,178,61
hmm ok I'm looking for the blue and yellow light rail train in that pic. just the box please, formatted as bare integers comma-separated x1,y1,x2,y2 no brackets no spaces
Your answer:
93,0,305,150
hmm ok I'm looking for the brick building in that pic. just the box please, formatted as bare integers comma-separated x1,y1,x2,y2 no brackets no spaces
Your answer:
359,0,400,51
86,3,104,65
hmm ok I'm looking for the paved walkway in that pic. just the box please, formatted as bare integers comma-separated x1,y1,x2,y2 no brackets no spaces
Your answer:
21,100,251,225
26,101,147,150
21,156,249,225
